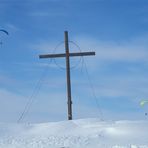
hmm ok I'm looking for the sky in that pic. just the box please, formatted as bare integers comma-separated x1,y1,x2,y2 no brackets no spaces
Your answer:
0,0,148,123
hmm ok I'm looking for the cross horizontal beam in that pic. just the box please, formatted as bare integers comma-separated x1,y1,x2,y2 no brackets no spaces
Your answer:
39,51,95,59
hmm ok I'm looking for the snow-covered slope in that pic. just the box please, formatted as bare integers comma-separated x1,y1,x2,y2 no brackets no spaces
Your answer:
0,118,148,148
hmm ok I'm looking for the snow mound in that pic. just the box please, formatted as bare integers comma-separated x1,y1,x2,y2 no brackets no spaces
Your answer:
0,118,148,148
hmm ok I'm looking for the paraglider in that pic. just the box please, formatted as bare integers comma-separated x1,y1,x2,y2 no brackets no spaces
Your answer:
0,29,9,35
140,100,148,116
140,100,148,107
0,29,9,45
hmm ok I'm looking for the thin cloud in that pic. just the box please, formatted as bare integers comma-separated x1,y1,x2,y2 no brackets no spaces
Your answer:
33,34,148,62
32,34,148,74
74,35,148,62
0,88,67,122
6,23,21,33
29,11,67,17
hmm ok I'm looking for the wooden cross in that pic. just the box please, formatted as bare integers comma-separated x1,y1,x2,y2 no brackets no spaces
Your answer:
39,31,95,120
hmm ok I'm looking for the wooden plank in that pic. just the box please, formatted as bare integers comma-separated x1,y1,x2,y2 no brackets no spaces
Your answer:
39,51,95,59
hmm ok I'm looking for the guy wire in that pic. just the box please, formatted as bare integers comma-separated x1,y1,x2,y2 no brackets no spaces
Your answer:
81,58,104,121
17,59,52,123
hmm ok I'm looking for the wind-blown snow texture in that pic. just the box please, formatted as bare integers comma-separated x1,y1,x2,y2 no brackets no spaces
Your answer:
0,118,148,148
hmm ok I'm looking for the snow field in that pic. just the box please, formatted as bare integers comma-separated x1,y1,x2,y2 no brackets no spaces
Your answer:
0,118,147,148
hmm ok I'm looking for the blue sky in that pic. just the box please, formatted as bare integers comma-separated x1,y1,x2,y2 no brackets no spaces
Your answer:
0,0,148,123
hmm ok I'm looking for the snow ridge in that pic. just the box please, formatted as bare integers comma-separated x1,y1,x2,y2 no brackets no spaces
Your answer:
0,118,148,148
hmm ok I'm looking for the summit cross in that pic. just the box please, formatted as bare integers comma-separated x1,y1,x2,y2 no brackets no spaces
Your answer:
39,31,95,120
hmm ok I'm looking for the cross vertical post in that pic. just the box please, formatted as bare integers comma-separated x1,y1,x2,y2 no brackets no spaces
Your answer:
65,31,72,120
